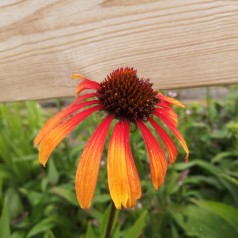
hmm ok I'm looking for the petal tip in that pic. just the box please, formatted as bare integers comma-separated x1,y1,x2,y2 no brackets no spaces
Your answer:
185,153,189,162
70,74,86,80
34,141,38,148
39,155,47,167
40,162,46,167
114,203,121,210
180,102,185,108
34,136,39,147
79,203,91,210
153,183,159,190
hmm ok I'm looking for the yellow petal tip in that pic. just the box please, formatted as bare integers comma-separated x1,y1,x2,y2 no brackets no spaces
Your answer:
39,159,47,167
70,74,85,80
185,153,189,162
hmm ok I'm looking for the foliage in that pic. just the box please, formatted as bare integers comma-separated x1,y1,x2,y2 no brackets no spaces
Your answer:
0,86,238,238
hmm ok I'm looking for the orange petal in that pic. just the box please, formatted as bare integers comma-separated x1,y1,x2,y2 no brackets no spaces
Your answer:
156,113,189,162
158,92,185,108
38,105,102,166
70,74,87,80
137,120,167,189
154,108,178,127
75,79,100,97
124,123,142,207
107,121,141,209
75,115,114,209
149,118,178,164
34,93,97,146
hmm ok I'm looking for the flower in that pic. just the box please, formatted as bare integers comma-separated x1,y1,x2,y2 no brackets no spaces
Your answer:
185,109,192,115
168,91,177,98
34,67,188,209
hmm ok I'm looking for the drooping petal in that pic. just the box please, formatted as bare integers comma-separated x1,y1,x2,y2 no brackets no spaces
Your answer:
157,92,185,108
75,78,100,97
75,115,114,209
137,120,167,189
107,121,141,209
156,113,189,162
38,105,102,166
73,92,97,103
154,108,178,127
157,100,171,109
34,93,97,146
149,118,178,164
124,124,142,207
71,74,87,80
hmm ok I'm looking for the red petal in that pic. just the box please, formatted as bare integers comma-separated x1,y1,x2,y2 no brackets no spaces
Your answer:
154,108,178,127
107,121,141,209
156,113,189,162
38,105,102,166
34,93,97,146
73,92,97,104
75,115,114,209
149,118,178,164
75,79,100,96
158,92,185,108
137,120,167,189
74,92,97,104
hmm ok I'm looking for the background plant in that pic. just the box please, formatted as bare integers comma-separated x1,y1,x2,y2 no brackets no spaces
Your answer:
0,86,238,238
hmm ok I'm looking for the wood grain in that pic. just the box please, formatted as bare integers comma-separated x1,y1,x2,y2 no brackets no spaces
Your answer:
1,0,238,102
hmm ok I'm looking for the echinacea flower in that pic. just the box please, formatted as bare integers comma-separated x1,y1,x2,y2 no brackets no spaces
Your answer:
34,67,188,209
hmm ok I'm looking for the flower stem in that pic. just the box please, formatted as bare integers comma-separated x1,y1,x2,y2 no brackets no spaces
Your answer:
105,202,116,238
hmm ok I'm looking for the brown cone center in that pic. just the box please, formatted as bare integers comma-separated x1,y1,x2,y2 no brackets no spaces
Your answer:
97,67,159,122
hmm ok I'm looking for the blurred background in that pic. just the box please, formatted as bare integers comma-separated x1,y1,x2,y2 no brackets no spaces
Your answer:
0,86,238,238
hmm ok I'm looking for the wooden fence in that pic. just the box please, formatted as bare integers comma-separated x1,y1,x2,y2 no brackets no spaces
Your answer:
1,0,238,102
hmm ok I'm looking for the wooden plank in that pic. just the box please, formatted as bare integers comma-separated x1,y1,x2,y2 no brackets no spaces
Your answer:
0,0,238,102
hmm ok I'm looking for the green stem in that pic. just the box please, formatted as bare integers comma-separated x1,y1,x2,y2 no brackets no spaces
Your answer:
105,203,116,238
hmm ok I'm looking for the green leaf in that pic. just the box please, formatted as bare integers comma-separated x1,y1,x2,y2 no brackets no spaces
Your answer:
85,222,95,238
43,230,56,238
220,174,238,186
171,225,180,238
193,200,238,231
93,194,111,204
48,159,59,185
50,186,78,206
184,175,222,189
219,174,238,204
112,225,121,238
172,162,196,171
98,203,119,238
194,160,221,175
5,188,23,219
26,216,66,238
100,203,112,238
11,231,26,238
182,205,238,238
168,205,186,229
0,199,11,238
19,188,44,207
212,152,235,163
0,165,13,180
0,177,2,201
124,210,148,238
